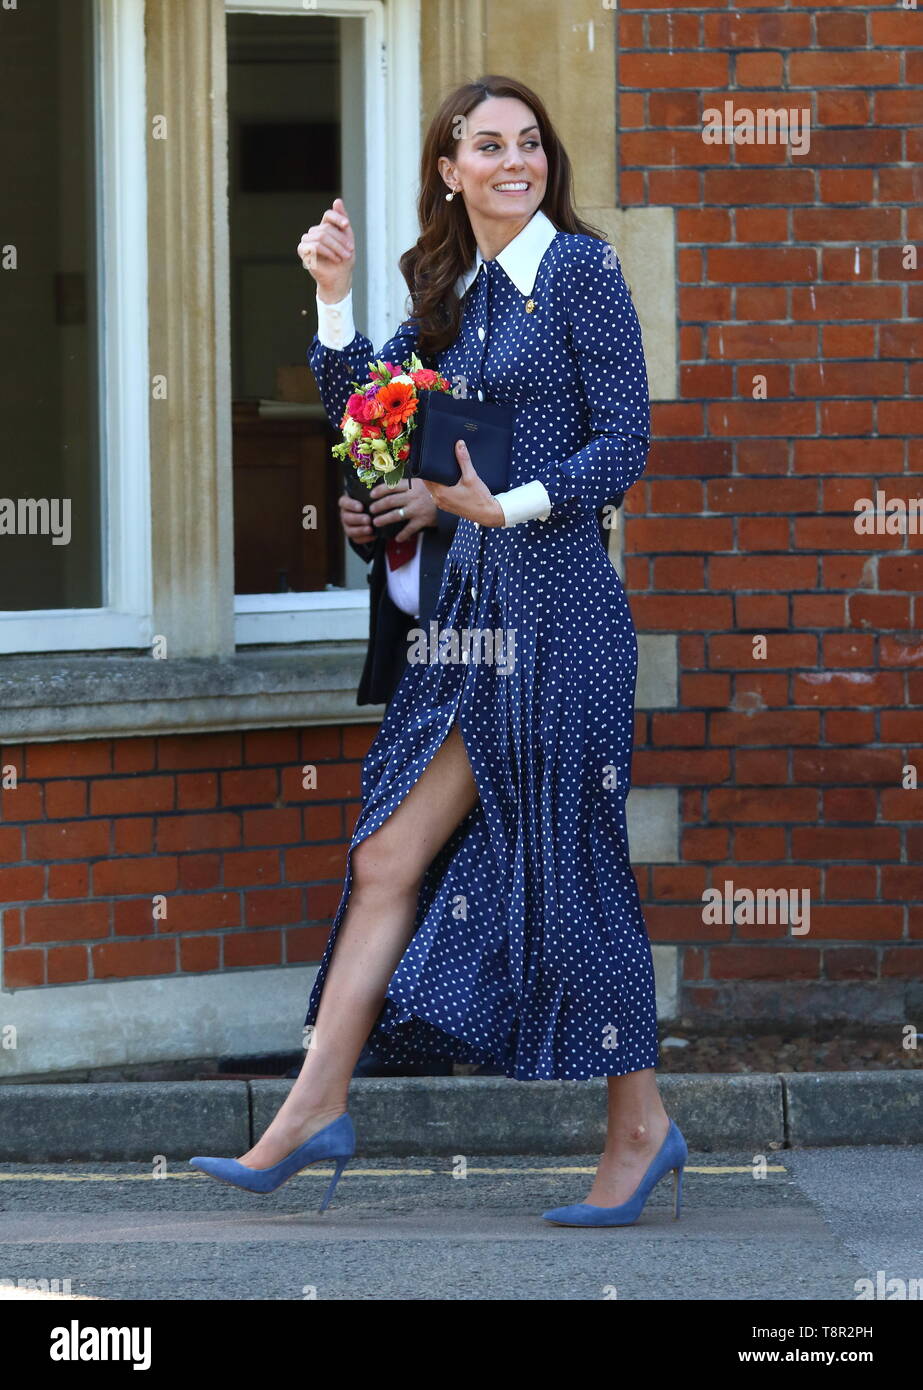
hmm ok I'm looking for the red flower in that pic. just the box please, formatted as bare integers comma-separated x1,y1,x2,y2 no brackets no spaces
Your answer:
377,379,419,428
347,391,384,424
410,368,448,391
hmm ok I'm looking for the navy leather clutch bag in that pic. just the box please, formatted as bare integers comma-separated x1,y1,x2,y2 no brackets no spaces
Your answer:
408,391,513,494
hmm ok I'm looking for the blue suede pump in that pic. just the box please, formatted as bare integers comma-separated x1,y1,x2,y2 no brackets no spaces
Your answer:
542,1119,688,1227
188,1112,355,1212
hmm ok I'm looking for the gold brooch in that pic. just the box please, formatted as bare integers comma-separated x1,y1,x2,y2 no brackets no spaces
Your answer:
525,298,535,313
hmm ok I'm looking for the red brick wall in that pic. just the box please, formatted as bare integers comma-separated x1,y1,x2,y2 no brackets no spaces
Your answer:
619,0,922,1022
0,729,374,990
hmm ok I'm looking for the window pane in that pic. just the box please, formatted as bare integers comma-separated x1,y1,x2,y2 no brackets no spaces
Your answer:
227,11,366,597
0,0,102,611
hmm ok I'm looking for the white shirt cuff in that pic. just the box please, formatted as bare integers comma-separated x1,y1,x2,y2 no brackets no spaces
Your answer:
316,290,356,350
494,480,553,526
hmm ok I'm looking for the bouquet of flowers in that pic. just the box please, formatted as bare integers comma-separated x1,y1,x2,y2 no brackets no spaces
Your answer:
331,352,452,489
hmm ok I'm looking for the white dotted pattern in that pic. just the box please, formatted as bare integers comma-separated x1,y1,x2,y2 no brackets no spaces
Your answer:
305,229,657,1080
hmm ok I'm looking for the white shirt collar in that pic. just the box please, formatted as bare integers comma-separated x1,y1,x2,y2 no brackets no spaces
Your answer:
454,207,558,299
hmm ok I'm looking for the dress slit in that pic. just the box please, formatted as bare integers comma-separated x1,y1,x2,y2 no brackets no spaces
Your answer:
303,670,489,1055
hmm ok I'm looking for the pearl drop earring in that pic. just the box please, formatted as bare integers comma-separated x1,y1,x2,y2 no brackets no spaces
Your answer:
445,187,456,201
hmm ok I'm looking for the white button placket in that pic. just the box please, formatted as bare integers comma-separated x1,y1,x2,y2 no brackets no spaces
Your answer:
470,263,496,575
473,260,497,404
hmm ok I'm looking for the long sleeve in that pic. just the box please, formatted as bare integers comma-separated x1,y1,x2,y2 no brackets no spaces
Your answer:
529,240,650,521
308,294,425,435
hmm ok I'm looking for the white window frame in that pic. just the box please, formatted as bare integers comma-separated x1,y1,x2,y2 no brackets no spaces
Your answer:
0,0,152,655
228,0,422,646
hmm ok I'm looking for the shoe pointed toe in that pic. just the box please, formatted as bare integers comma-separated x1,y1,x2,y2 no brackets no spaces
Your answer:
189,1155,247,1184
542,1198,640,1227
542,1203,591,1226
188,1156,218,1174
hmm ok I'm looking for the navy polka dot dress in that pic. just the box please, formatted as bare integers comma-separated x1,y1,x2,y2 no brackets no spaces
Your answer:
304,224,658,1081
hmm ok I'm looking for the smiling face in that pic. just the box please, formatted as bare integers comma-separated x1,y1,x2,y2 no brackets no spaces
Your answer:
438,95,549,242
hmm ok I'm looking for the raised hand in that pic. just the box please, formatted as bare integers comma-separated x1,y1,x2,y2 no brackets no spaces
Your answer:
297,198,355,303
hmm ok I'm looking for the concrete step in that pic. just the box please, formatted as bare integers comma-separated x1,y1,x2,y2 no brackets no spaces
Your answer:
1,1071,921,1161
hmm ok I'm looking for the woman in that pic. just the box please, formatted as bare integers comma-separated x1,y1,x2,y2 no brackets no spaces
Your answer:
190,75,687,1227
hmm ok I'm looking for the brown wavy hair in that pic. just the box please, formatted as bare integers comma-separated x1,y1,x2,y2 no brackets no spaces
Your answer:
399,75,606,358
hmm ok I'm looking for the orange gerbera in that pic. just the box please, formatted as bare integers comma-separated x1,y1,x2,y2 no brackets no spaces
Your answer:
377,380,419,428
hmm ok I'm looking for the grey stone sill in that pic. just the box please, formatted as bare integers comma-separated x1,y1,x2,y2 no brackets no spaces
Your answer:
0,646,383,744
0,634,677,744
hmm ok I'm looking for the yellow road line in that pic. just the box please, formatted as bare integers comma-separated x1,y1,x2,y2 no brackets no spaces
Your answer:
0,1164,787,1182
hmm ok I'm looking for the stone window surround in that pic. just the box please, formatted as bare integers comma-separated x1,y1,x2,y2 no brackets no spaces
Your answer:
0,0,677,746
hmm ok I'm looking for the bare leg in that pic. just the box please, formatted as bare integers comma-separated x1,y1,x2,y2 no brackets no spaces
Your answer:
238,721,479,1168
582,1069,672,1206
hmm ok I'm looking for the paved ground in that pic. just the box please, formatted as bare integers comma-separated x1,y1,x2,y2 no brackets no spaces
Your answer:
0,1146,919,1301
